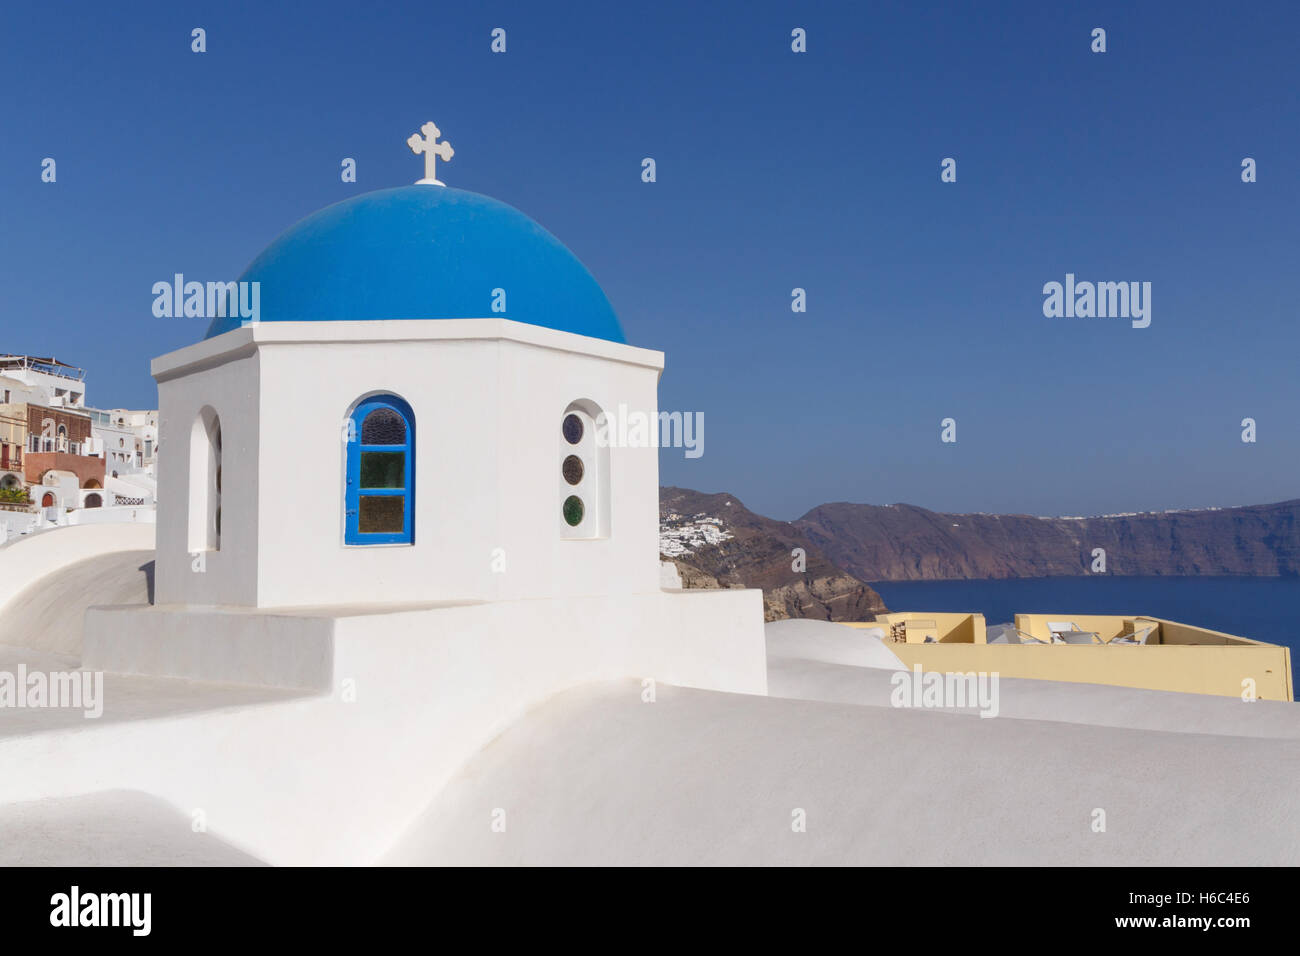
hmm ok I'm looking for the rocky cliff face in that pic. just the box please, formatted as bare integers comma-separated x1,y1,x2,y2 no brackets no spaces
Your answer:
659,488,1300,613
659,487,888,622
795,499,1300,581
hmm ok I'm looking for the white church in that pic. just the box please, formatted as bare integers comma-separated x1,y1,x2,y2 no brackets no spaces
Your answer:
87,122,768,694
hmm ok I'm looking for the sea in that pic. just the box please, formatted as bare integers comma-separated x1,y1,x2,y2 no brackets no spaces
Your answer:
869,576,1300,698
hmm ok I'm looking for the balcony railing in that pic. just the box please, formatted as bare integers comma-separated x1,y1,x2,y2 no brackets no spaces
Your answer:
0,356,85,381
26,436,87,456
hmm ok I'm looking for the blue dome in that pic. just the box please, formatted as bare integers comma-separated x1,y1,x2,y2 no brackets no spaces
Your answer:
205,186,624,343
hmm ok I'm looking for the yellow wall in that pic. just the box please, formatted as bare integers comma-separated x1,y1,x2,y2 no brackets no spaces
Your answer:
1156,617,1261,647
1016,614,1275,647
885,642,1292,700
842,613,1293,699
0,410,25,448
857,613,986,644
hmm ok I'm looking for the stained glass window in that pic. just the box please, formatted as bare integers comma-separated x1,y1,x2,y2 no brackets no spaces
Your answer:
360,452,405,489
345,395,414,545
561,406,604,539
562,413,583,445
359,496,404,533
563,495,585,527
562,454,584,485
362,407,407,445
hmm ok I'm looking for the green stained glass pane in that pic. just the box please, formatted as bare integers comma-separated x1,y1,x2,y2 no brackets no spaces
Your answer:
359,496,404,533
360,452,405,489
563,495,585,527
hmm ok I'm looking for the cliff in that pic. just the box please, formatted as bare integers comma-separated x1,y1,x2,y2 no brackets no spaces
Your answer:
659,487,888,622
795,499,1300,581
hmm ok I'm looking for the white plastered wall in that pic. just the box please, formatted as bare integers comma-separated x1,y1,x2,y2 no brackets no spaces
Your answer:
494,334,661,602
253,335,500,607
153,345,260,606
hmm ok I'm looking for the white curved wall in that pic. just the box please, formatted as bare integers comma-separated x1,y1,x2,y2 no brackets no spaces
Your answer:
0,523,155,612
765,618,904,670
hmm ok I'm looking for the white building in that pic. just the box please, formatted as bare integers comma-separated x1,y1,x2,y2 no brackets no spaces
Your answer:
0,357,156,474
85,408,158,516
88,135,767,717
0,355,86,409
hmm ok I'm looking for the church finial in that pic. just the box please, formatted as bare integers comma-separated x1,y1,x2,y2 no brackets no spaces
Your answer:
407,121,454,186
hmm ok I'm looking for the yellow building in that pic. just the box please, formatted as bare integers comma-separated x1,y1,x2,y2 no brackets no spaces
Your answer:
0,394,26,489
844,611,1293,700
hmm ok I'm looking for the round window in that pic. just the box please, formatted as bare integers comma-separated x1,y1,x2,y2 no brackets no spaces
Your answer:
563,495,585,527
562,413,583,445
562,455,584,485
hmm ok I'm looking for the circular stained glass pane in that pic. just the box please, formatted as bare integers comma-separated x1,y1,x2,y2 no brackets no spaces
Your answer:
563,495,585,527
562,455,584,485
562,413,583,445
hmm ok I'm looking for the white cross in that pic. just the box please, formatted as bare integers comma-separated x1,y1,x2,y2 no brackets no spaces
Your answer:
407,121,454,186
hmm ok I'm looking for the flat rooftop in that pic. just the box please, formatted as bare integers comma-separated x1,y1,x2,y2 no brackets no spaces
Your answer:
846,612,1294,699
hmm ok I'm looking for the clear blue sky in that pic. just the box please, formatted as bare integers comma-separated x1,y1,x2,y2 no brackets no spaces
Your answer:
3,0,1297,520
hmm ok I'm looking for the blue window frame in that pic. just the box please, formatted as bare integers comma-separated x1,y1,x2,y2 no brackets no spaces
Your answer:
345,395,414,545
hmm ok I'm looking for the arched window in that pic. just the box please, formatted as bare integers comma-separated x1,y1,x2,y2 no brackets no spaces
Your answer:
85,493,102,508
188,408,221,553
345,395,414,545
560,400,610,539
